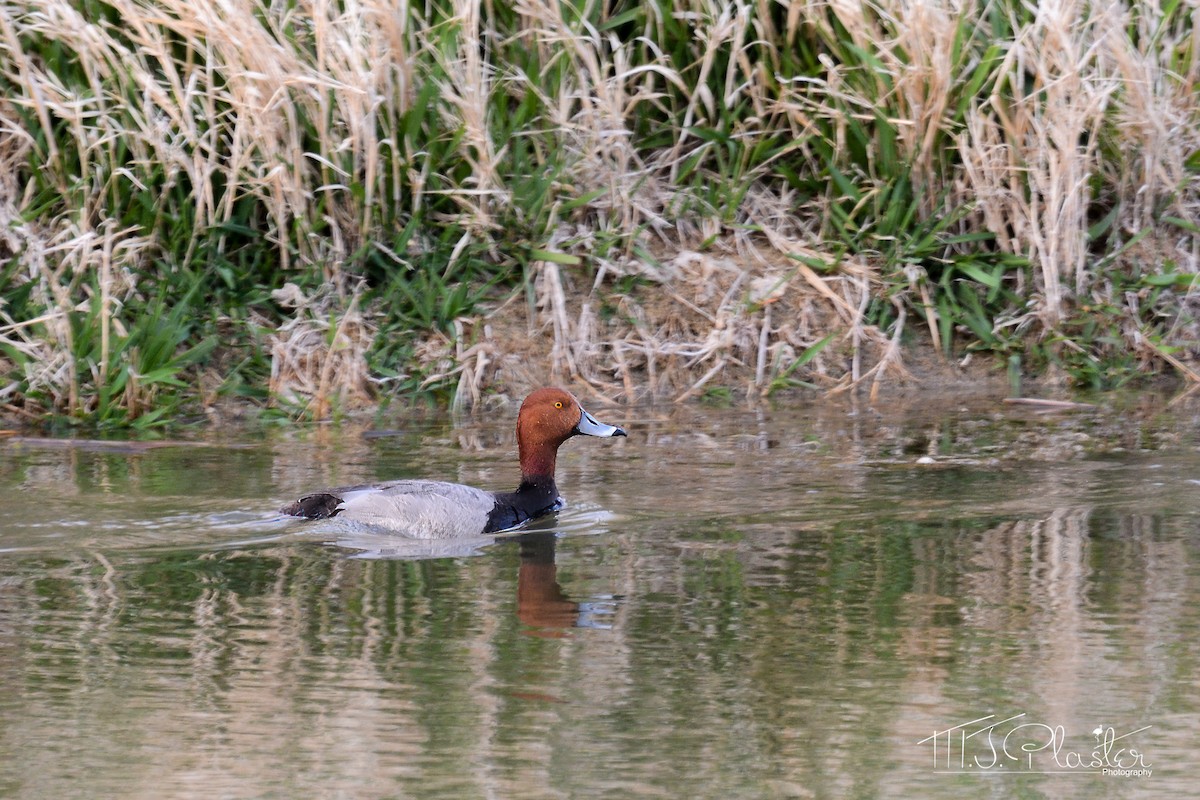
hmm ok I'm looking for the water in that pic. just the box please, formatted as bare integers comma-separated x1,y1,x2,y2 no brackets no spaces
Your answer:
1,396,1198,799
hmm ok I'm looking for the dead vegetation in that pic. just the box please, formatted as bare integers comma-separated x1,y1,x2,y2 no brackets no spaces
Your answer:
419,243,911,408
268,282,377,418
0,0,1198,421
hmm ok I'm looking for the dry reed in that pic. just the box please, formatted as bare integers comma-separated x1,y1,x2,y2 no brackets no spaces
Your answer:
1,0,1198,419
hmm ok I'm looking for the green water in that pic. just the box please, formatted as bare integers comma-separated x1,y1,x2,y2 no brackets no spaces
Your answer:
1,397,1197,799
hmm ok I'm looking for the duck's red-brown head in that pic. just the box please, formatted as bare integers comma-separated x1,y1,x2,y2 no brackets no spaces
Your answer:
516,387,626,480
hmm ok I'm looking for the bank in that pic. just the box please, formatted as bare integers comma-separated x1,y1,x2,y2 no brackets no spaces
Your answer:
1,1,1198,426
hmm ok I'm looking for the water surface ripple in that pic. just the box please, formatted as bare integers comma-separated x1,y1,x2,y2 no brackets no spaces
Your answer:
1,398,1197,798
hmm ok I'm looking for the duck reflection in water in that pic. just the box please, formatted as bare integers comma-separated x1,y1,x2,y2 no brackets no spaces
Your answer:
329,529,618,632
515,533,616,635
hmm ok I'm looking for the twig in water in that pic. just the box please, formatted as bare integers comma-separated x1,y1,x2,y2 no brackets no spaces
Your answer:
1002,398,1097,410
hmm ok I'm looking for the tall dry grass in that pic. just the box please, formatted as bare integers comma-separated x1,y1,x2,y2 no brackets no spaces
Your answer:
1,0,1198,421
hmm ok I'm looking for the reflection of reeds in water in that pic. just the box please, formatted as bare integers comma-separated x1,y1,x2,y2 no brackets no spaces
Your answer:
889,506,1195,786
7,416,1200,795
1,501,1197,795
0,535,636,797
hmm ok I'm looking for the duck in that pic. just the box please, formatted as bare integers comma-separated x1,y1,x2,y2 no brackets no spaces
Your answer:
280,387,626,537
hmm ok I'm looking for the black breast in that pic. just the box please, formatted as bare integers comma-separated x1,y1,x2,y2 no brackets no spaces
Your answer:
484,477,563,533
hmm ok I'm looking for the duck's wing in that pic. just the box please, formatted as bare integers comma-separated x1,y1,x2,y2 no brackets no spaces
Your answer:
282,479,497,538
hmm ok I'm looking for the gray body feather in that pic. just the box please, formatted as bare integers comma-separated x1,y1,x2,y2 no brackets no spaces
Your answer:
327,480,495,538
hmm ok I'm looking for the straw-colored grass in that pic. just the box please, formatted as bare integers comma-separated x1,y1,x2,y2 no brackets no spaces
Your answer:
1,0,1198,422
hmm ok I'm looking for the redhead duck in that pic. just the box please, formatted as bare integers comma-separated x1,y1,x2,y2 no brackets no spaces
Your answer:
280,387,626,537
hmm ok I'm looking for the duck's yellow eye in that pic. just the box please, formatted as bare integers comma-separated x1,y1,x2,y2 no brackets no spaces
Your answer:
554,401,563,409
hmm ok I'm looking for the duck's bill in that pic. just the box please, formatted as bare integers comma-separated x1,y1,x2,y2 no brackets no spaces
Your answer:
575,408,627,438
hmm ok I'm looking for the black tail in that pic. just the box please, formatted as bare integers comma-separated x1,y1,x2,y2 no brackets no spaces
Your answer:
280,493,343,519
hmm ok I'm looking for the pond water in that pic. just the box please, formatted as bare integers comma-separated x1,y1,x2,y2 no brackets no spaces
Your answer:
1,394,1198,799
